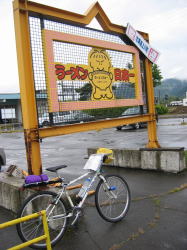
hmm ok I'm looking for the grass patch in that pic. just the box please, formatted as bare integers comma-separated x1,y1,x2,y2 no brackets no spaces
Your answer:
185,151,187,166
181,122,187,125
153,198,161,207
168,187,181,193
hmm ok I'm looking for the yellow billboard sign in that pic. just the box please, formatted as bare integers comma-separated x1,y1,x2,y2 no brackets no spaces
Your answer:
43,29,143,112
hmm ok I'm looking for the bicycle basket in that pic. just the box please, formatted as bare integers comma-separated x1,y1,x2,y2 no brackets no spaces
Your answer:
83,154,103,171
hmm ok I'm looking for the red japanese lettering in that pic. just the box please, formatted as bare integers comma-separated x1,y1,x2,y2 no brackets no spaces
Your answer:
114,68,135,82
114,69,121,81
55,65,66,80
55,64,88,81
78,67,88,80
65,70,72,76
129,73,135,78
70,67,81,80
121,69,129,81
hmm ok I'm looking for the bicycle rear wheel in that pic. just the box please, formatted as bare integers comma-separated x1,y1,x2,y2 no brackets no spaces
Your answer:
95,174,131,223
17,191,68,249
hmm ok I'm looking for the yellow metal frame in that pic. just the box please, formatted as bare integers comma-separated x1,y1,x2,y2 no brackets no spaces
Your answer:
144,59,160,148
13,0,160,174
0,210,52,250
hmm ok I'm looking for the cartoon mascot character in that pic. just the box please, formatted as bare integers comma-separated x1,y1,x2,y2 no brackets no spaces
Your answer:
88,48,115,100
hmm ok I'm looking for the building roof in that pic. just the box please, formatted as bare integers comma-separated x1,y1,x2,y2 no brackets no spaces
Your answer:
0,93,47,100
0,93,20,100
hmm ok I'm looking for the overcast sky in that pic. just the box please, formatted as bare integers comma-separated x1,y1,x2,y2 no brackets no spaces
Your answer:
0,0,187,93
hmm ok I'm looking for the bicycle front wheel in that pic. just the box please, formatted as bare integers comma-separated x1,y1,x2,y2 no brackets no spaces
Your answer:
17,191,68,249
95,174,131,223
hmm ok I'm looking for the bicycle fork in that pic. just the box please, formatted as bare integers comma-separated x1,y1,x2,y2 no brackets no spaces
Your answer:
71,174,117,225
99,174,117,199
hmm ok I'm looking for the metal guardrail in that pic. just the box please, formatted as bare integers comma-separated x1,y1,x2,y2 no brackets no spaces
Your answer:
0,210,52,250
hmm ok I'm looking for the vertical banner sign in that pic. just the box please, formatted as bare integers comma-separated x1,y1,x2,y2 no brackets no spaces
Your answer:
126,23,160,63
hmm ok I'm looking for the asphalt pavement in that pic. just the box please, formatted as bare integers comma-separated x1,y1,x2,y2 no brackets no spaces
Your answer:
1,167,187,250
1,118,187,249
1,117,187,175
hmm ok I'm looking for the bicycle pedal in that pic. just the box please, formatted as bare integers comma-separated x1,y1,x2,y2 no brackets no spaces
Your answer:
71,210,82,226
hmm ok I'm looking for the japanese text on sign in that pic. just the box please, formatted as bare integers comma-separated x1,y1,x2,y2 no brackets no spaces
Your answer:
55,64,135,83
126,23,160,63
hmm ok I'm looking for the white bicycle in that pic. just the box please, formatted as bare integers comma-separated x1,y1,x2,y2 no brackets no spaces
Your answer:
17,148,131,249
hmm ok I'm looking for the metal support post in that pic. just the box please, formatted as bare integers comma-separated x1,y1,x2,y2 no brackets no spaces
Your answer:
13,0,42,174
145,58,160,148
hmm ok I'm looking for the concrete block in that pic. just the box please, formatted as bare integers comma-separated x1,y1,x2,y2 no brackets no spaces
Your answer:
160,150,185,173
88,148,141,169
0,173,35,213
141,151,159,171
0,173,77,214
88,147,186,173
140,147,185,173
112,149,141,168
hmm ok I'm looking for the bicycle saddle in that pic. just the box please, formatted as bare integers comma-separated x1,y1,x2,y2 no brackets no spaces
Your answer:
46,165,67,172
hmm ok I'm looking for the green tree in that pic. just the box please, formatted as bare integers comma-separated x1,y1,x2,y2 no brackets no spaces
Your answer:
76,83,91,101
152,64,163,87
155,104,168,114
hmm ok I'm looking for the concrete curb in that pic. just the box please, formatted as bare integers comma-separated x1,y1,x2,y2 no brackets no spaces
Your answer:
0,173,78,214
88,147,186,173
0,174,34,213
0,173,62,214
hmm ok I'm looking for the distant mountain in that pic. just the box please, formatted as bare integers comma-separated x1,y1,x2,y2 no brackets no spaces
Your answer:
154,78,187,98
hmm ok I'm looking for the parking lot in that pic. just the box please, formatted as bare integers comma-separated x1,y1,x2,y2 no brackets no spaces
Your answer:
1,117,187,250
0,117,187,176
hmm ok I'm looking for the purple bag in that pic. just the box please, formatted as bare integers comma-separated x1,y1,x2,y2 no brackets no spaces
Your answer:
25,174,49,184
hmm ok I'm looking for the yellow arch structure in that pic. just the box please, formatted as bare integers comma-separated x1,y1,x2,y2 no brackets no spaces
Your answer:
13,0,160,174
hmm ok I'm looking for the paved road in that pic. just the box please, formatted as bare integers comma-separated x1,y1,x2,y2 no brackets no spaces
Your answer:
0,118,187,177
0,117,187,249
1,167,187,250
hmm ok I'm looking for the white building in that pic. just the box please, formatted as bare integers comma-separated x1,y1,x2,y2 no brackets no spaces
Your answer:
183,92,187,106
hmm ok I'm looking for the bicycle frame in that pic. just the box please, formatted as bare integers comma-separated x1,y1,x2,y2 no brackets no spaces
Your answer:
48,169,103,222
47,153,116,222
